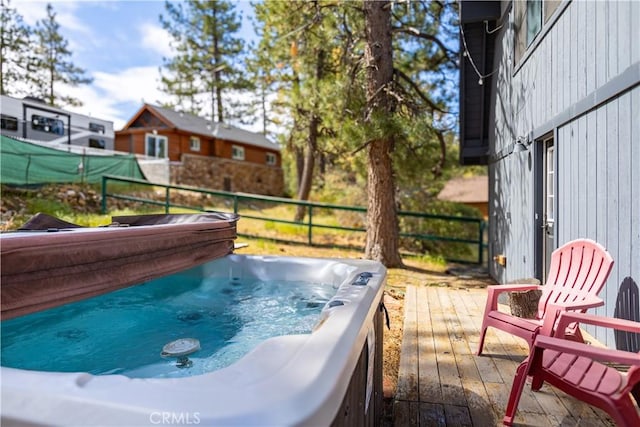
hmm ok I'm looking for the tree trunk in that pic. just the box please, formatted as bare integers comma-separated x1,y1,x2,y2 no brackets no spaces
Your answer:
215,74,224,122
294,48,324,222
261,80,268,135
212,8,224,123
366,139,403,266
294,113,318,222
48,65,55,105
363,0,403,267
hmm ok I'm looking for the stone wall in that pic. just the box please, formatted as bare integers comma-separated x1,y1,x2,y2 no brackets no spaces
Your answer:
171,154,285,196
138,158,170,184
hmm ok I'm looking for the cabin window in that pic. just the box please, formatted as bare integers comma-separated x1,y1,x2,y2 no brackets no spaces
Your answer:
31,114,64,135
1,114,18,131
232,145,245,160
89,138,105,149
89,122,105,134
526,0,542,46
515,0,560,64
266,152,276,166
145,133,168,158
190,136,200,151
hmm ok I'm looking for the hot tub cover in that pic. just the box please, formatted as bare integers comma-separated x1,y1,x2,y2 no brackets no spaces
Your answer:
1,212,238,319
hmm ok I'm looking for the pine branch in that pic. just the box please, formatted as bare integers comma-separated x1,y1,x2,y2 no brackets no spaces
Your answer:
392,26,456,66
394,68,451,114
351,139,372,156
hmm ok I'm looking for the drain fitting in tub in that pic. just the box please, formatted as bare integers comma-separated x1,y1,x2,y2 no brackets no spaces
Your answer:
161,338,201,368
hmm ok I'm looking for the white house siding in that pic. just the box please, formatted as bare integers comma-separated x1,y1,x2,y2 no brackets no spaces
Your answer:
487,1,639,348
0,95,115,149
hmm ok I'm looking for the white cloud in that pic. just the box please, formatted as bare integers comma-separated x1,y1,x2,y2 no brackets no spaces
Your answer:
14,1,101,60
14,1,86,32
51,4,89,34
59,65,165,130
93,66,165,105
139,22,174,59
12,1,49,25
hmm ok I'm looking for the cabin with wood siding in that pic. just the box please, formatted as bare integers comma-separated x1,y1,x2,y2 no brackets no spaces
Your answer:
459,0,639,349
115,104,284,195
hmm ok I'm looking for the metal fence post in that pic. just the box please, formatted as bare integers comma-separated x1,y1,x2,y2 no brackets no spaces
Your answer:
478,220,486,265
165,187,170,214
25,154,32,185
101,176,107,214
308,205,313,246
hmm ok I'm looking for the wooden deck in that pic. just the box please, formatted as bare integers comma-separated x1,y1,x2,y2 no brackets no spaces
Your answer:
393,285,617,427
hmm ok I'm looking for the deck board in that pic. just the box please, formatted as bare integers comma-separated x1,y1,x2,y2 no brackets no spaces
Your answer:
397,286,419,402
393,285,617,427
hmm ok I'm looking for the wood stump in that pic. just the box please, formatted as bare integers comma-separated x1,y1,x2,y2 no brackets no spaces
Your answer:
508,278,542,319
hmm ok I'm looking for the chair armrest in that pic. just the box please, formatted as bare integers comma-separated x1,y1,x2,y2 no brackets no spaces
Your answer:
487,283,542,299
534,335,640,367
487,283,542,294
539,297,605,336
484,283,543,313
555,311,640,335
548,296,604,312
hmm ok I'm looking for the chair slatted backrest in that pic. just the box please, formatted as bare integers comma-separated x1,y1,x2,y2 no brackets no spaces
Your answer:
536,239,614,320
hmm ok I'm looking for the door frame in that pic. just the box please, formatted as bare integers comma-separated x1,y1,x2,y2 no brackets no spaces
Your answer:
534,132,556,283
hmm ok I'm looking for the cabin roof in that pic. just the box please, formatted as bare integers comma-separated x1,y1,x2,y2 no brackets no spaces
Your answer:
437,175,488,204
134,104,280,151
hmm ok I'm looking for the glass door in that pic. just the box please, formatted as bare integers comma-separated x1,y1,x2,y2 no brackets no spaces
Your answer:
541,138,555,281
145,134,168,158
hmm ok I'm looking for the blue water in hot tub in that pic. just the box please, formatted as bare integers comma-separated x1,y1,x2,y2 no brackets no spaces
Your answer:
1,267,338,379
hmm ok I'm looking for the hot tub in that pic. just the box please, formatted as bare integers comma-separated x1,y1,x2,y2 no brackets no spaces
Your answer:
0,254,386,426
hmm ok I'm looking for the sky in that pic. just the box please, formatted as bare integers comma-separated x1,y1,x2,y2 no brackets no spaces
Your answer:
12,0,258,131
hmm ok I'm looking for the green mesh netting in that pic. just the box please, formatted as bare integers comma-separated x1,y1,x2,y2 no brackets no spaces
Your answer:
1,135,145,185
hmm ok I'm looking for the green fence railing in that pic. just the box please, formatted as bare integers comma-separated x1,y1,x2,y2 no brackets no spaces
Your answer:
101,175,487,264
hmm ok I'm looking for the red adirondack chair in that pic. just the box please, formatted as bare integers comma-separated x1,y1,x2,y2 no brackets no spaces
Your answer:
503,311,640,426
477,238,614,356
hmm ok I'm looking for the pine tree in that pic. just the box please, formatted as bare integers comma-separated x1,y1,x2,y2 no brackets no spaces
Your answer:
349,0,459,266
31,3,92,107
362,0,403,267
0,0,32,96
159,0,249,123
253,0,459,267
253,1,351,219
